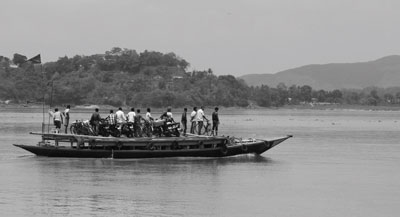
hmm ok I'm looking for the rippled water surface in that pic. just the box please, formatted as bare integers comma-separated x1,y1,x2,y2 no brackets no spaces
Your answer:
1,108,400,216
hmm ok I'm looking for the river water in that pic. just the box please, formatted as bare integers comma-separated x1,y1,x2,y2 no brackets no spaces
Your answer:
0,108,399,217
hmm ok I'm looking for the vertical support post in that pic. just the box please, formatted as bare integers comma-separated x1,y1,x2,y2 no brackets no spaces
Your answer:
41,64,45,138
47,81,54,133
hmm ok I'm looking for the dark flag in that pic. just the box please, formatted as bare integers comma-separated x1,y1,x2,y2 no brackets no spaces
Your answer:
26,54,41,64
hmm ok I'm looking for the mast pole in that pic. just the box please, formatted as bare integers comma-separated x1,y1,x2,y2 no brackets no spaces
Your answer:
48,81,54,133
41,63,45,134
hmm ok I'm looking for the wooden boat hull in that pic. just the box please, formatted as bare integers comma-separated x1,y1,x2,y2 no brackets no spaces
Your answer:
14,134,292,159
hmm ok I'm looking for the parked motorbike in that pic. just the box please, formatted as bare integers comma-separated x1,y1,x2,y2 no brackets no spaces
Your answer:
70,120,96,136
109,124,121,137
121,122,134,138
142,120,153,137
98,119,110,137
152,119,180,137
165,122,180,137
95,118,180,138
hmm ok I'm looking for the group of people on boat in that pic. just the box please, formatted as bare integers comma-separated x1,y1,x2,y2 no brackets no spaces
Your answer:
186,106,220,136
90,107,159,137
49,105,220,137
48,105,70,134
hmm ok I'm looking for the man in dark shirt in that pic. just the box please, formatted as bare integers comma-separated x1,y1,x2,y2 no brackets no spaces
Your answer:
212,107,220,136
90,108,101,135
134,109,143,137
181,108,187,136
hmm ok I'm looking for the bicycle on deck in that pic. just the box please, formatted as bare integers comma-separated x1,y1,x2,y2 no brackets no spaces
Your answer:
192,119,212,136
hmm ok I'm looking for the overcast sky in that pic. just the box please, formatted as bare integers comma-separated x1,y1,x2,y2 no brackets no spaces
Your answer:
1,0,400,76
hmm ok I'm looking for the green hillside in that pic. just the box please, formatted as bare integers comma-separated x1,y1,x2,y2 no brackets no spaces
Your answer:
0,48,249,107
2,49,400,108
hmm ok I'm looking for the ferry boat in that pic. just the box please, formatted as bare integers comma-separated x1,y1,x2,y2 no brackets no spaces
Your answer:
14,132,292,159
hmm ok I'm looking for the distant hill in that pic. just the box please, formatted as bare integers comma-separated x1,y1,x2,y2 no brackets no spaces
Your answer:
240,55,400,90
0,48,250,107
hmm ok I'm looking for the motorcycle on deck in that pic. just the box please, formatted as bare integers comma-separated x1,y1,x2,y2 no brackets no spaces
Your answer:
98,118,110,137
99,117,121,137
142,120,153,137
121,122,134,138
70,120,96,136
152,119,180,137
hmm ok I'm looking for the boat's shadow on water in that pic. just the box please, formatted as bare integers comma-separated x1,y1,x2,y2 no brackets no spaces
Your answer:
20,154,280,171
108,154,278,165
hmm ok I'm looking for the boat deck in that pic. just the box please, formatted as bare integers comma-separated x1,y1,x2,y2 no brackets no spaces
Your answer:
14,133,292,158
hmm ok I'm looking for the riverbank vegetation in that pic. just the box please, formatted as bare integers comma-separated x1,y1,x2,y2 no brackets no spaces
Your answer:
1,48,400,108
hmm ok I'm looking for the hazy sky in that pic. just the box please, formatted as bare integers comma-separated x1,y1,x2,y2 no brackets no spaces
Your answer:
1,0,400,76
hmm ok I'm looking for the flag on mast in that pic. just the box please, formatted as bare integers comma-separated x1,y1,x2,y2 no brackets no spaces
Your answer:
26,54,41,64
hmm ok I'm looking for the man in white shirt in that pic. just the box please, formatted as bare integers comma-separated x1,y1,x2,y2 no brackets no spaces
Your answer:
115,107,126,124
166,107,174,122
48,108,63,133
196,106,208,135
145,108,154,122
126,108,136,123
190,107,197,134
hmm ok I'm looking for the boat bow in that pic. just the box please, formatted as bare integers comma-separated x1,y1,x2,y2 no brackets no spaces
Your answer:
254,135,293,154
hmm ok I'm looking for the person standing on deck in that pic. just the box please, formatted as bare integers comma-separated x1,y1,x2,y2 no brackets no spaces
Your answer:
63,105,70,134
90,108,101,135
144,108,154,136
160,107,174,122
166,107,174,122
212,107,220,136
145,108,154,122
48,108,63,133
134,109,144,137
126,108,136,123
181,108,187,136
116,107,126,124
195,106,208,135
190,107,197,134
107,110,117,125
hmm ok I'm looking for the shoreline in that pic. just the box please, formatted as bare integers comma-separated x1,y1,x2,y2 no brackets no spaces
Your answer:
281,104,400,111
2,103,400,111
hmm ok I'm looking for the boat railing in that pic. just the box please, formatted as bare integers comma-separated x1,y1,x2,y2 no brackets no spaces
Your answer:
31,132,228,151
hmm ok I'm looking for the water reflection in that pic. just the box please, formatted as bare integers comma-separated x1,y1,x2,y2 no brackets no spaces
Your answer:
29,154,276,169
7,154,279,216
2,109,400,216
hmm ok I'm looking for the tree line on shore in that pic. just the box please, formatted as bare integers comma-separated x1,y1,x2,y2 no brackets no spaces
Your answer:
1,47,400,108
